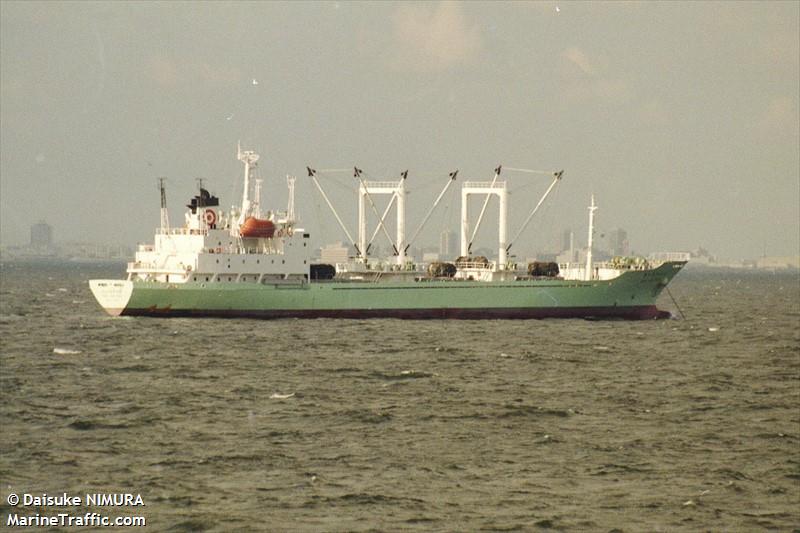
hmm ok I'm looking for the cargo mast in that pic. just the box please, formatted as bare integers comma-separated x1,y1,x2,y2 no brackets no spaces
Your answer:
158,177,169,231
237,143,260,229
585,194,597,281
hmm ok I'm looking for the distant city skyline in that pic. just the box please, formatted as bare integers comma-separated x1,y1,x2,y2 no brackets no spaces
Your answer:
3,218,797,269
3,215,793,265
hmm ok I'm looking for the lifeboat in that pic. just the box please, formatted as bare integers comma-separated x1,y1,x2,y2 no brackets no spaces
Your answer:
239,217,275,238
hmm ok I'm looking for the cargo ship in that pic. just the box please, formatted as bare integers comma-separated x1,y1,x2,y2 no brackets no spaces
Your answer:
89,146,685,319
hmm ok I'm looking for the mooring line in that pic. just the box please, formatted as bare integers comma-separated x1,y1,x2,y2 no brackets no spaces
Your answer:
666,286,686,320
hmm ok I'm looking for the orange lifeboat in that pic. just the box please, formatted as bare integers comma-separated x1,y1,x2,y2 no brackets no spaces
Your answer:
239,217,275,238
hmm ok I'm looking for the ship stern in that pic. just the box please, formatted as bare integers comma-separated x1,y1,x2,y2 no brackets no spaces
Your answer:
89,280,134,316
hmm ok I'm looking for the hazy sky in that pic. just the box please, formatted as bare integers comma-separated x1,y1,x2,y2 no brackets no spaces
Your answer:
1,1,798,260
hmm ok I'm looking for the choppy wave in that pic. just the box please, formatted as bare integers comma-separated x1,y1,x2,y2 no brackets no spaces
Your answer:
1,263,798,531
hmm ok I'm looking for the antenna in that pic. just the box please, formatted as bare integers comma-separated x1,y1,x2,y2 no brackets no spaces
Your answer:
158,177,170,231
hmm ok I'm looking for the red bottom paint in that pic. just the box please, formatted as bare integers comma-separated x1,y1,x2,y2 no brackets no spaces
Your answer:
122,305,672,320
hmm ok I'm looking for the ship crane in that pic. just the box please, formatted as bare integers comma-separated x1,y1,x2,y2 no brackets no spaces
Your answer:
365,186,399,254
307,167,362,258
353,167,402,263
308,167,460,266
505,170,563,253
460,167,563,270
403,170,459,255
466,165,502,254
307,166,407,264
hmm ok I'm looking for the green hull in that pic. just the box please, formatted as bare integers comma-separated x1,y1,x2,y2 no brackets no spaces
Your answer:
98,261,685,320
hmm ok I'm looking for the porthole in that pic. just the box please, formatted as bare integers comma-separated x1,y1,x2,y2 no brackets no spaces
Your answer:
205,277,209,281
282,260,285,264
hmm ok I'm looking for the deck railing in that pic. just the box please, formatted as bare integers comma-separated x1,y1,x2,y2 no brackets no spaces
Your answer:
155,228,208,236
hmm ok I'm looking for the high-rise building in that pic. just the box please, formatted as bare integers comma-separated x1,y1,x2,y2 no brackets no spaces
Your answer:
439,230,456,258
30,221,53,249
560,228,573,253
607,228,629,257
556,228,577,263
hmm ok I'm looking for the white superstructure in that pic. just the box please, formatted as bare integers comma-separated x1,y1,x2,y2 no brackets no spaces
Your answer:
126,146,311,285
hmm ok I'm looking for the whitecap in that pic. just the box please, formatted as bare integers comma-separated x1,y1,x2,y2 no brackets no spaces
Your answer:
54,348,81,355
57,288,68,292
708,327,720,332
269,393,295,399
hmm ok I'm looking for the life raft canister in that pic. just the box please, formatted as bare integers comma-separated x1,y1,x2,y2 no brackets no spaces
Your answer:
204,209,217,226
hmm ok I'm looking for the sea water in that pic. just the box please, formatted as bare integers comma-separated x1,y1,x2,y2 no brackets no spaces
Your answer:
1,261,798,531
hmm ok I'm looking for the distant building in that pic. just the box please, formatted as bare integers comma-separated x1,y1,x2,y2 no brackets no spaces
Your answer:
30,221,53,249
439,230,456,258
689,247,717,265
557,228,578,263
320,242,349,264
649,251,692,262
530,252,558,263
560,229,573,254
63,242,133,260
607,228,629,257
471,247,494,260
556,250,577,264
756,256,800,269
